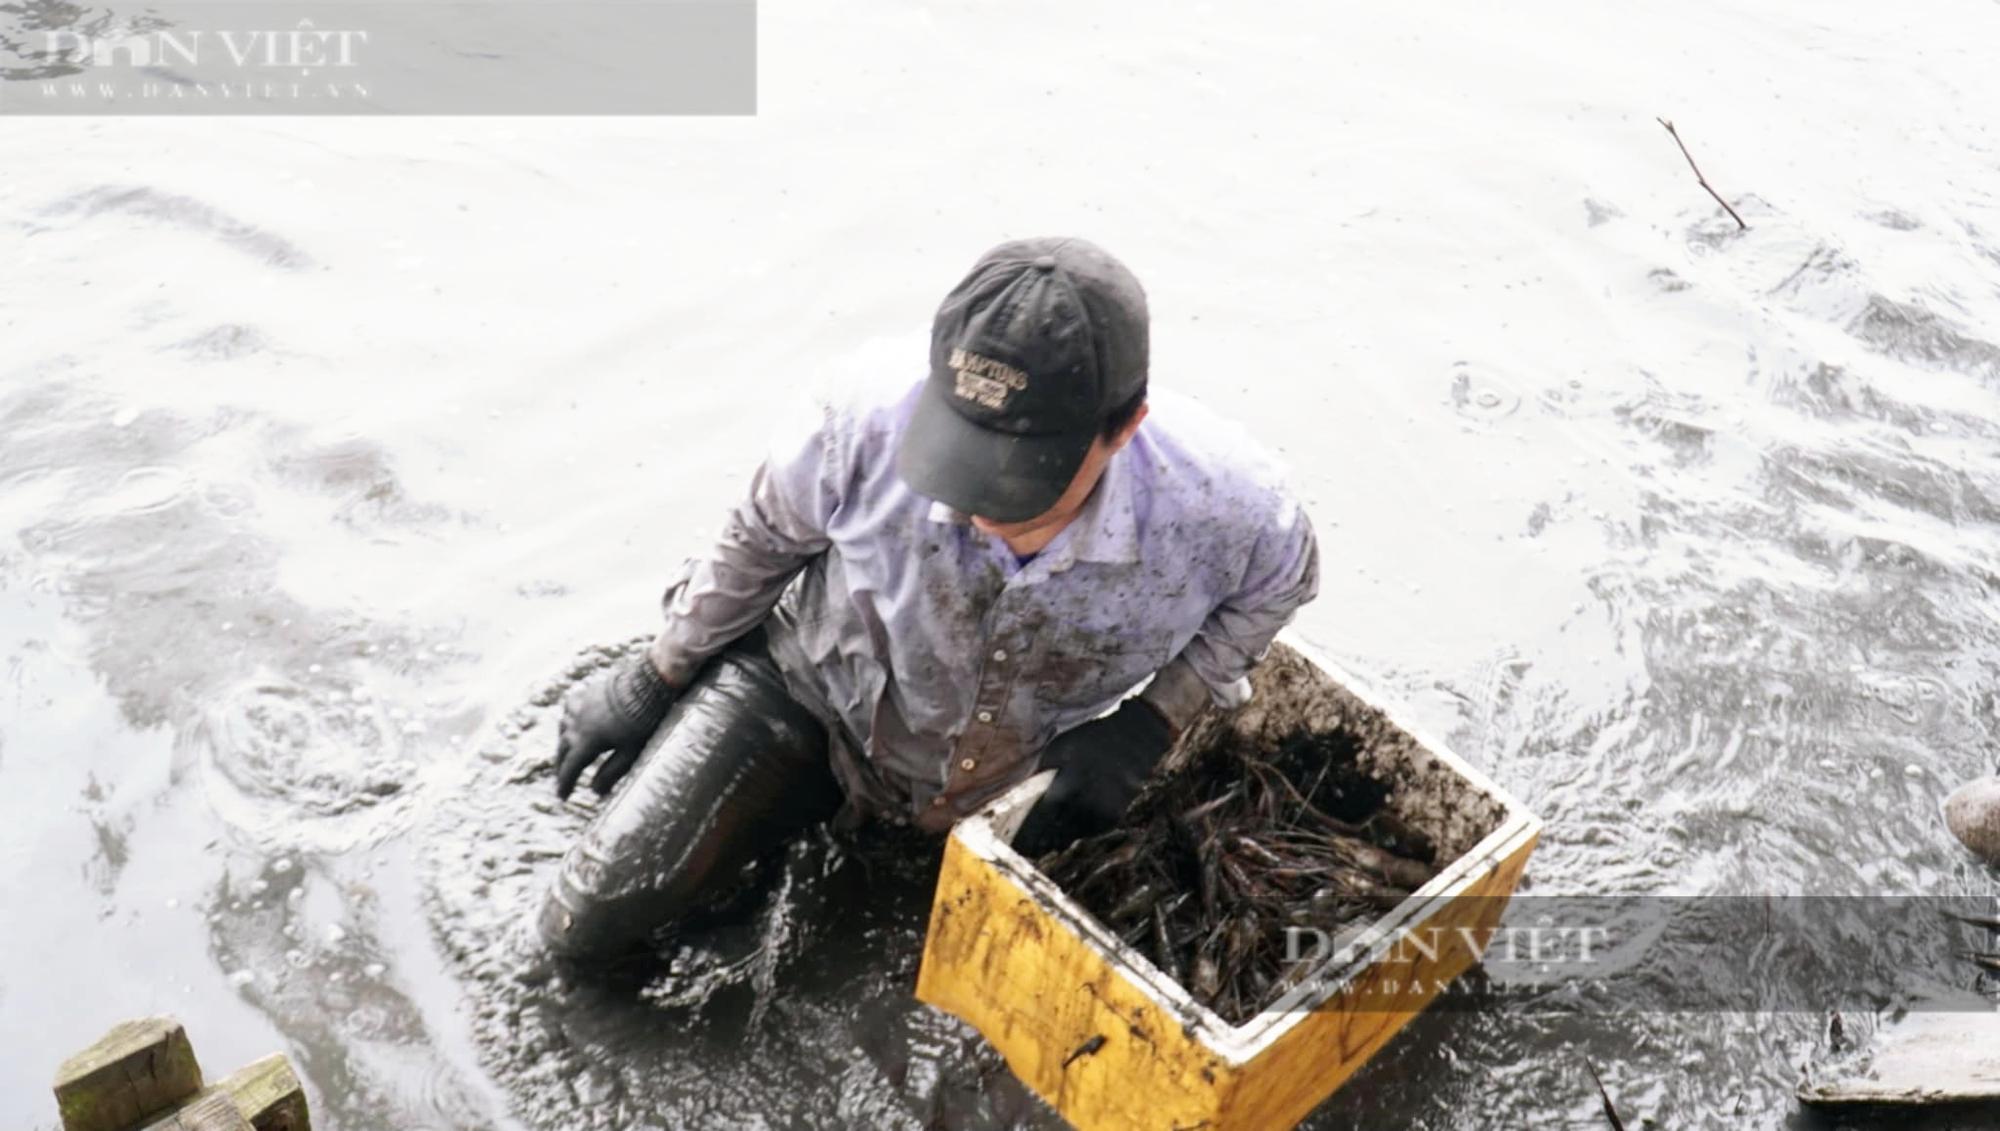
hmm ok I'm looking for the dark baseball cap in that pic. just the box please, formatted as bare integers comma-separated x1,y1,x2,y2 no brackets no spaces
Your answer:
895,236,1149,523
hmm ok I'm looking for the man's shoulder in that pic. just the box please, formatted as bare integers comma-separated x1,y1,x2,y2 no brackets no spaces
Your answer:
763,339,924,465
1129,392,1316,598
831,358,928,458
1136,389,1302,517
804,338,925,424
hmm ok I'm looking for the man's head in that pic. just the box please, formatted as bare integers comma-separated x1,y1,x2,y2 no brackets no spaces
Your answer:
895,236,1149,524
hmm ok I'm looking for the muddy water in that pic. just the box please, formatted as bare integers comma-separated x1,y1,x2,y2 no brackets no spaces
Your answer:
6,0,2000,1128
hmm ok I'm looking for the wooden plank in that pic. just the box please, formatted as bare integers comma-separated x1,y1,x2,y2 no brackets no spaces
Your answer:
213,1054,311,1131
1799,1014,2000,1107
136,1091,252,1131
54,1017,205,1131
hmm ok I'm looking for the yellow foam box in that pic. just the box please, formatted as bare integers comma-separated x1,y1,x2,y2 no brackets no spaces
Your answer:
916,638,1542,1131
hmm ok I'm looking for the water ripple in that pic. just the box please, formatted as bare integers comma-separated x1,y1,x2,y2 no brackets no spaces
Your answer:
190,675,415,852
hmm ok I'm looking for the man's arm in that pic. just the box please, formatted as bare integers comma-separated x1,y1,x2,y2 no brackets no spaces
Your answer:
1139,494,1321,736
1015,495,1319,853
647,403,841,685
553,401,842,800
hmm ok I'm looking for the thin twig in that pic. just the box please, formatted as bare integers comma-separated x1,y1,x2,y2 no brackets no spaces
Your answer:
1583,1059,1630,1131
1061,1034,1106,1069
1657,117,1748,231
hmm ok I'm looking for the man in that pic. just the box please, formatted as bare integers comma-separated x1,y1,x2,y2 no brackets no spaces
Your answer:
539,236,1318,962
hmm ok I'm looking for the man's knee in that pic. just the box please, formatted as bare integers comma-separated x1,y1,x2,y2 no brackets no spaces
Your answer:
532,631,837,964
536,851,664,963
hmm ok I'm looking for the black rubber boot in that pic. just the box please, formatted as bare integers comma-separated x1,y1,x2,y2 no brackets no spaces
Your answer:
537,637,843,964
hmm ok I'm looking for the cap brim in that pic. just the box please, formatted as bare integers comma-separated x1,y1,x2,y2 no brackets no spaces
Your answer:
896,380,1094,523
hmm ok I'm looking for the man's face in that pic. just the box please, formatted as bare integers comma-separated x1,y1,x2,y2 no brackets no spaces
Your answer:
967,434,1118,541
966,404,1148,540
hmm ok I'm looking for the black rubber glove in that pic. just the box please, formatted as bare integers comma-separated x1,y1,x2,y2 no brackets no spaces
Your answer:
554,651,681,800
1012,698,1177,857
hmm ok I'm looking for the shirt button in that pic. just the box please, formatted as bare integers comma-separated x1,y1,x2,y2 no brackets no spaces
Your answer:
960,758,977,772
976,710,993,724
992,649,1008,662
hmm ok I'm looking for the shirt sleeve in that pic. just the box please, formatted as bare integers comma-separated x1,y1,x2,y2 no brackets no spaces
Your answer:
648,400,841,686
1140,492,1320,733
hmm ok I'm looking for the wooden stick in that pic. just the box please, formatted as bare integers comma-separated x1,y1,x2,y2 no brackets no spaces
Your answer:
1657,117,1748,231
1061,1034,1106,1069
1584,1059,1630,1131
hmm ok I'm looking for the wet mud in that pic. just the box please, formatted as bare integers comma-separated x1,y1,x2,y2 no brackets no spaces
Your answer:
420,641,1060,1131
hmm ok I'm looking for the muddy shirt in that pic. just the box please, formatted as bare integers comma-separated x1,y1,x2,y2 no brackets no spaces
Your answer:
649,372,1319,831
